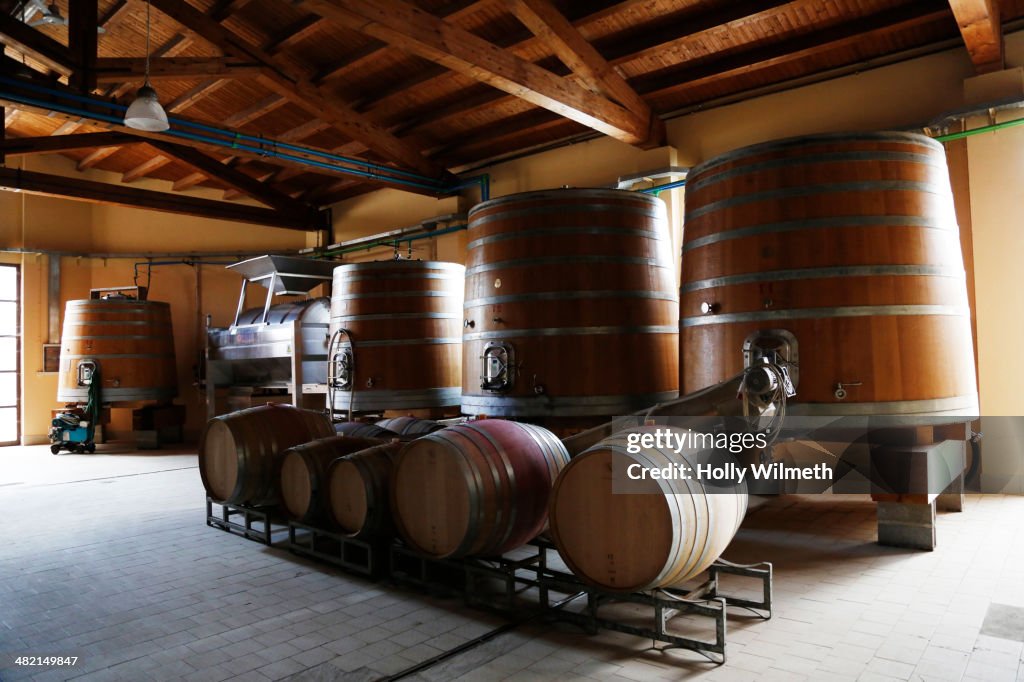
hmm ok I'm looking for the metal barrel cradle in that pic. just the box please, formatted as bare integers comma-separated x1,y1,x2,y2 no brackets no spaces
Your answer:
205,497,290,546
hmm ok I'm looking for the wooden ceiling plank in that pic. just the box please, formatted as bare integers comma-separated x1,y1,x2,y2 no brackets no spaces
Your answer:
104,34,195,99
265,16,323,56
949,0,1003,72
98,0,132,31
0,12,75,75
148,139,315,214
633,2,953,100
210,0,256,22
94,57,263,83
164,79,231,114
511,0,650,118
313,0,493,84
298,0,657,146
0,166,317,230
0,131,136,155
148,0,450,180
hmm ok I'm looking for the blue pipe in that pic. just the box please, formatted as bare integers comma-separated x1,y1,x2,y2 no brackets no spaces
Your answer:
0,75,448,187
2,76,486,203
638,179,686,195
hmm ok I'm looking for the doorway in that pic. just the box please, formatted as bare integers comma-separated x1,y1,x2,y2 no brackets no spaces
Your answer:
0,264,19,445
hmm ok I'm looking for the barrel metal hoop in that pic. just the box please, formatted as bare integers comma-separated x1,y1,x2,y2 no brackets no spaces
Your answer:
469,190,664,218
460,391,678,417
336,337,460,348
681,264,965,293
467,225,665,250
460,422,519,552
465,254,666,275
463,325,678,341
60,334,174,341
465,290,679,308
682,304,969,327
59,352,176,359
687,131,942,179
683,215,958,252
687,180,948,220
785,395,979,417
686,150,945,193
332,291,461,300
331,312,461,321
331,387,461,411
332,261,465,273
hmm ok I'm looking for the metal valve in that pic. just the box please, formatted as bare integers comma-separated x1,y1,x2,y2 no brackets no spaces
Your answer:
834,381,862,400
464,319,475,328
700,301,718,315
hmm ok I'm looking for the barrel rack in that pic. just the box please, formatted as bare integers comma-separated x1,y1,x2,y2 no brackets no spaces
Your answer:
205,497,289,546
206,497,773,665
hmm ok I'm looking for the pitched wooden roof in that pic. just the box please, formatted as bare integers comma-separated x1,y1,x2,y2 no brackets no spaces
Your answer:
1,0,1020,220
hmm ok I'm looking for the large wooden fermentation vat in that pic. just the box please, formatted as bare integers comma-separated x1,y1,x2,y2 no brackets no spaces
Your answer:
58,296,177,405
329,261,464,413
549,426,748,592
461,189,678,419
199,404,333,506
391,420,569,558
681,132,978,418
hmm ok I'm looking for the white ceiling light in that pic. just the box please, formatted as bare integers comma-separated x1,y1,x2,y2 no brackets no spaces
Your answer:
123,0,168,132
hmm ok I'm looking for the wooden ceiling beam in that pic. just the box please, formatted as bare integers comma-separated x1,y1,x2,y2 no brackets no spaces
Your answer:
210,0,256,22
0,11,75,75
949,0,1003,73
0,72,443,196
511,0,651,120
78,146,122,170
632,2,953,101
98,0,132,31
0,166,321,230
312,0,494,84
69,0,99,93
148,139,317,215
94,57,263,83
123,155,173,182
0,132,136,155
265,16,323,56
148,0,451,180
298,0,660,147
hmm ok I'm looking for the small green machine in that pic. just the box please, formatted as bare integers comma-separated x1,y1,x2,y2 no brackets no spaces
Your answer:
49,359,100,454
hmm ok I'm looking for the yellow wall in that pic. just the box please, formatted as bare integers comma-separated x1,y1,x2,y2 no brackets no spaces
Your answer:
2,154,309,443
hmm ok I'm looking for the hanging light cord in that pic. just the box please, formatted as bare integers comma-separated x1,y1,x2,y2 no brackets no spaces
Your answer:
144,0,152,87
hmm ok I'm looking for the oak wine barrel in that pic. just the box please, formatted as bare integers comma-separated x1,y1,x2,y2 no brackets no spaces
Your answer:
58,296,177,406
391,419,570,558
462,189,678,418
335,421,400,439
549,426,748,592
326,441,404,538
329,261,464,412
199,404,333,506
681,131,978,418
374,416,444,436
279,436,386,523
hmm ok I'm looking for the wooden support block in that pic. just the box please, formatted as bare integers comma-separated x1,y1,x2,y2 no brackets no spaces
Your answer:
877,501,936,551
937,473,965,512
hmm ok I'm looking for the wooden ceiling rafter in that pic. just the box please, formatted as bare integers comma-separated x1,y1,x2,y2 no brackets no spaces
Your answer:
147,0,452,180
296,0,663,147
0,131,137,155
0,11,75,75
631,1,956,101
949,0,1004,72
93,56,264,83
0,166,322,230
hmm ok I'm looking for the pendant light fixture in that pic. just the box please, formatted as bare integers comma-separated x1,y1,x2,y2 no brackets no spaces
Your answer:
124,0,169,132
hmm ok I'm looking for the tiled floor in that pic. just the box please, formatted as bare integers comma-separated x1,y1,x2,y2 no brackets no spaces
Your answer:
1,443,1023,681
